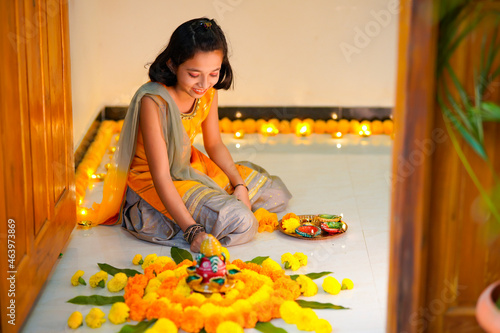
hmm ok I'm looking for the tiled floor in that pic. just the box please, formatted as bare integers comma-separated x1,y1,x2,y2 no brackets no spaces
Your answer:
22,133,392,333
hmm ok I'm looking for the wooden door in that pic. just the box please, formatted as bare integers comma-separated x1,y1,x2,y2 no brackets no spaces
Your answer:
388,1,500,332
0,1,75,332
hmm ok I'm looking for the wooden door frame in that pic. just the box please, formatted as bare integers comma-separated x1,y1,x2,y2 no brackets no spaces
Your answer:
387,0,439,332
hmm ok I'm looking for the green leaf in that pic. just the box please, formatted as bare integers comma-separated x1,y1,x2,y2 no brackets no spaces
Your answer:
98,280,105,288
67,295,124,305
255,322,288,333
97,263,141,278
296,299,349,310
119,319,157,333
481,102,500,121
78,277,86,286
289,271,332,281
138,259,144,265
171,247,193,265
245,256,269,265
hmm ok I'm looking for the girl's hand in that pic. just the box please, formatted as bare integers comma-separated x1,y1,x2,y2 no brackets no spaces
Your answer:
190,232,208,253
234,186,251,210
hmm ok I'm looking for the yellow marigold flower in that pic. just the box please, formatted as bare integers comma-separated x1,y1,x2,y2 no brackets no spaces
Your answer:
107,272,128,292
173,278,191,297
210,293,223,301
108,302,130,325
221,246,230,262
314,318,333,333
296,308,318,331
145,277,161,295
323,276,341,295
233,279,246,291
146,318,178,333
71,270,86,286
216,321,244,333
156,256,174,267
174,265,188,278
141,253,158,269
67,311,83,329
282,217,300,233
279,300,302,324
89,271,108,288
262,257,282,271
143,292,159,304
225,288,240,299
157,269,175,282
132,254,143,265
293,252,308,266
296,275,318,297
342,278,354,290
281,253,300,271
232,299,252,312
187,292,206,305
85,308,106,329
200,303,219,318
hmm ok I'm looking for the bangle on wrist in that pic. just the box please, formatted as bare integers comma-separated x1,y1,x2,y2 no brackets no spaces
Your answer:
233,183,248,191
183,224,206,244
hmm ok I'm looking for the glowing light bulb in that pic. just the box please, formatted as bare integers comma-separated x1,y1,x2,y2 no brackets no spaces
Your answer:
235,111,242,118
331,113,338,120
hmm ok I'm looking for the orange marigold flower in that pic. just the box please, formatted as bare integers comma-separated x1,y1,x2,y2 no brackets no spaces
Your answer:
230,259,245,269
272,288,295,301
128,297,149,322
242,310,258,328
244,263,262,273
269,296,285,318
177,259,196,267
253,300,273,322
205,313,225,333
181,307,205,333
274,277,301,299
282,212,299,221
146,300,170,320
224,311,245,328
124,284,145,300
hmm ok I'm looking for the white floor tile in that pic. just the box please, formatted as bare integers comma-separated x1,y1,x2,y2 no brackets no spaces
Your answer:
22,134,392,333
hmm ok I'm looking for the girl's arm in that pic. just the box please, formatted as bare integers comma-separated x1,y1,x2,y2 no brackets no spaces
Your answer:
201,91,251,210
140,96,207,251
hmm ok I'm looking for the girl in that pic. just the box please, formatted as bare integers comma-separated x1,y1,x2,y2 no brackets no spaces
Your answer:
95,18,291,252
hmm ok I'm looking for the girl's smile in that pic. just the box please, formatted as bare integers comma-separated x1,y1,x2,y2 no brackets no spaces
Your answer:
172,50,223,102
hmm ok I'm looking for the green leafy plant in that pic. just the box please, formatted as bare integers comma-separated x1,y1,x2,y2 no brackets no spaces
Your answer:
437,0,500,225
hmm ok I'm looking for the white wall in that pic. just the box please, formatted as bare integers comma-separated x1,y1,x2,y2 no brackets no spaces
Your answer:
69,0,399,149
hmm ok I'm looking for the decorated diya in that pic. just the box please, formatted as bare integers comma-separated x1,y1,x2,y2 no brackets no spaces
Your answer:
186,235,241,294
278,213,348,240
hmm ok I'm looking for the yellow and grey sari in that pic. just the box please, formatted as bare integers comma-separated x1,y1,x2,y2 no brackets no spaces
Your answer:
91,82,291,247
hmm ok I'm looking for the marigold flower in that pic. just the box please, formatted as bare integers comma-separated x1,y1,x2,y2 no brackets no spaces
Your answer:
132,254,143,265
281,217,300,233
107,272,128,292
314,318,333,333
282,212,299,221
157,269,176,282
67,311,83,329
89,270,108,288
216,321,244,333
221,246,230,262
342,278,354,290
71,270,86,286
281,253,300,271
108,302,130,325
156,256,175,267
296,275,318,296
85,308,106,328
142,253,158,269
254,208,278,232
146,318,178,333
279,300,302,324
261,258,282,271
296,308,318,331
145,277,162,295
181,307,205,333
293,252,308,266
205,313,225,333
322,276,341,295
143,291,159,304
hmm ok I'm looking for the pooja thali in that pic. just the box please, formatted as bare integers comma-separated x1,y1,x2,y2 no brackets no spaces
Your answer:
278,214,348,240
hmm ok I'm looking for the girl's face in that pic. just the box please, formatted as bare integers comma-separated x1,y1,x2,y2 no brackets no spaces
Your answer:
173,50,223,99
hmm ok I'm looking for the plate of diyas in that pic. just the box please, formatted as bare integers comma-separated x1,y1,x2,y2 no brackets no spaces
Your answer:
278,213,348,240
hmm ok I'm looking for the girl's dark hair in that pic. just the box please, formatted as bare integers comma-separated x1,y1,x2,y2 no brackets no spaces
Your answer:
149,18,233,90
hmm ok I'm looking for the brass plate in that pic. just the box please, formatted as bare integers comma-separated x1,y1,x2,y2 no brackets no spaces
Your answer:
278,214,348,240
